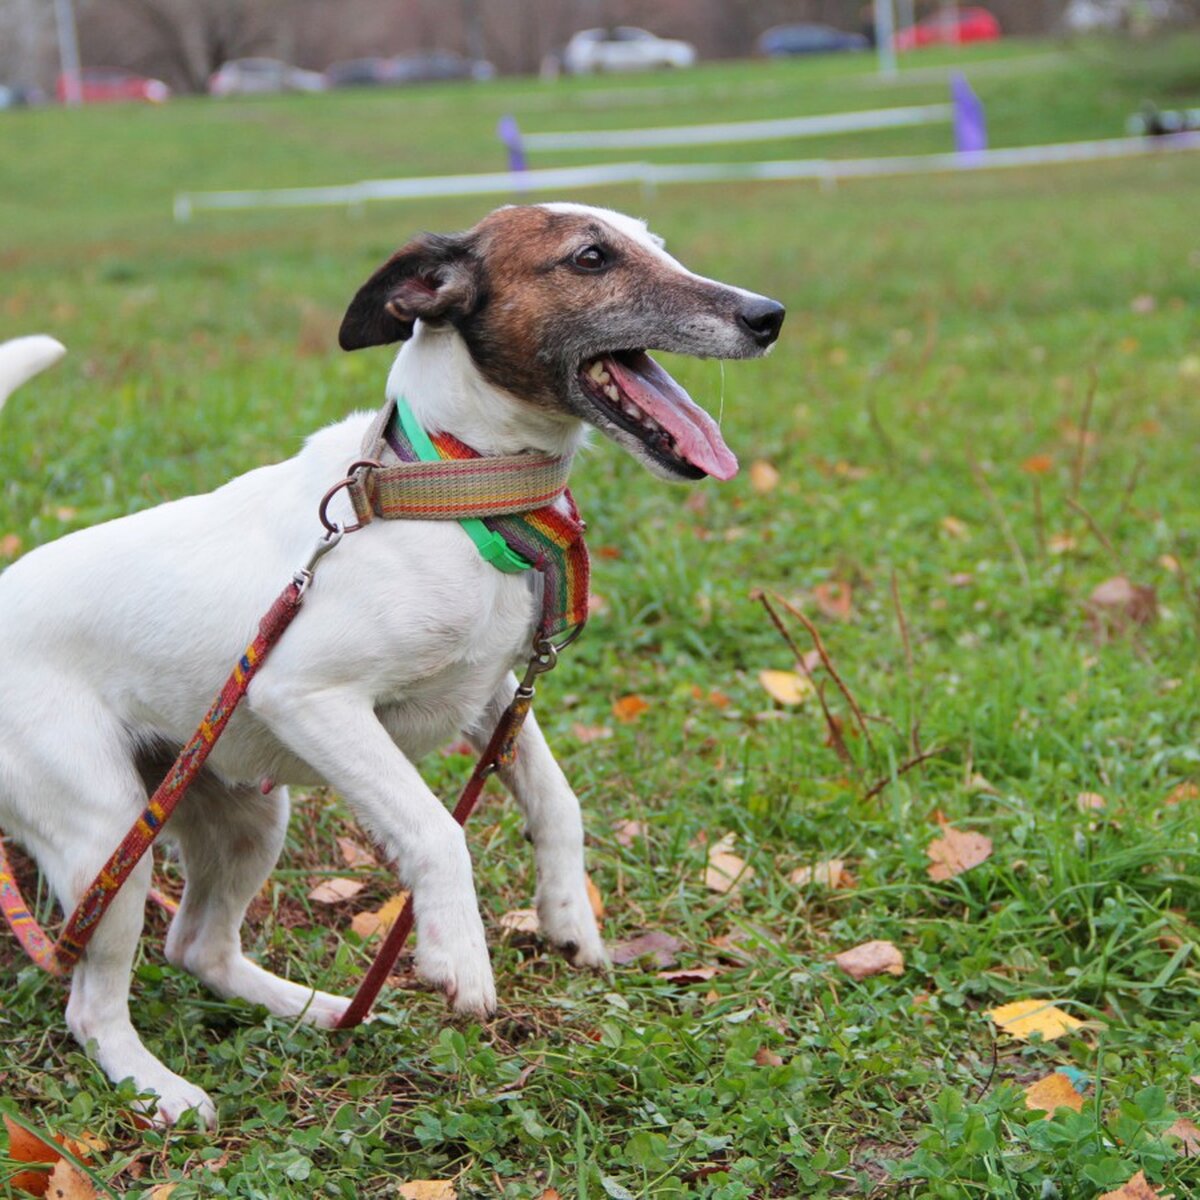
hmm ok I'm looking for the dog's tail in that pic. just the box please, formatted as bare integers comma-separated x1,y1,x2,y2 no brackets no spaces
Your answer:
0,335,66,414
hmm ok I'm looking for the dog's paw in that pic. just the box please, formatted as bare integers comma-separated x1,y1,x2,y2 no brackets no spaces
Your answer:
415,911,497,1018
139,1077,217,1130
298,989,354,1029
537,888,609,970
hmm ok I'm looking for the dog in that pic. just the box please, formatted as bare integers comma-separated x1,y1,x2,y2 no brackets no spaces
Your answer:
0,203,783,1126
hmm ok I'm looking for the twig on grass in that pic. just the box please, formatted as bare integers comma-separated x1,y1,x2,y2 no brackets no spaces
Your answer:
968,458,1032,590
862,745,946,802
1065,496,1124,570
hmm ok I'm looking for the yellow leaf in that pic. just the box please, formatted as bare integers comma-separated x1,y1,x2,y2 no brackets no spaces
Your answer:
834,939,904,981
705,832,753,895
1024,1072,1085,1113
988,999,1084,1042
1048,533,1077,555
349,891,409,939
789,859,854,890
612,694,650,723
45,1160,97,1200
926,824,993,881
499,908,539,933
149,1187,179,1200
398,1183,457,1200
1097,1170,1166,1200
308,877,365,904
749,459,780,494
758,669,813,706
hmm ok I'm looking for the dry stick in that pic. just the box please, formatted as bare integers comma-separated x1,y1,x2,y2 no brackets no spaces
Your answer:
1069,367,1098,504
968,459,1032,590
1117,454,1144,521
862,745,947,802
1065,496,1124,571
753,589,854,767
771,591,876,751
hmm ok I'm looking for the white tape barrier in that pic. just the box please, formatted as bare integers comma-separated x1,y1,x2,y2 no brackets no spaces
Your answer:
174,133,1200,221
521,104,951,150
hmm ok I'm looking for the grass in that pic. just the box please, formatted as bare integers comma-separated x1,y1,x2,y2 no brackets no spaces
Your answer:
2,32,1200,1200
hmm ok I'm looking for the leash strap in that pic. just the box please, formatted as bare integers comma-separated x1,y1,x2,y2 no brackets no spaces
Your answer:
0,532,341,975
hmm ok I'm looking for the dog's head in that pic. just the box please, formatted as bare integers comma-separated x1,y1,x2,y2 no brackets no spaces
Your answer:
339,203,784,482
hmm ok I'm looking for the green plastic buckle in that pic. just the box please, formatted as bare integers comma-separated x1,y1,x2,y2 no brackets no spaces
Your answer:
394,397,533,575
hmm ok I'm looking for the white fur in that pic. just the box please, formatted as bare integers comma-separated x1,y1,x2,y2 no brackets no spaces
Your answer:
0,327,605,1128
0,335,65,410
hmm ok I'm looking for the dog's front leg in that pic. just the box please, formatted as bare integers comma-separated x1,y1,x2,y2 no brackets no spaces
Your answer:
466,676,608,969
249,683,496,1016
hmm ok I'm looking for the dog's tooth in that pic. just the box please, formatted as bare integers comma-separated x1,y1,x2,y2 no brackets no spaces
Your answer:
588,361,609,383
603,383,620,402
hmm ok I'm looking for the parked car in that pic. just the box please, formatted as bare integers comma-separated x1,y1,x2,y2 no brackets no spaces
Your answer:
326,53,493,88
562,27,696,74
56,68,170,104
894,6,1000,50
1062,0,1178,33
757,24,870,56
208,58,326,96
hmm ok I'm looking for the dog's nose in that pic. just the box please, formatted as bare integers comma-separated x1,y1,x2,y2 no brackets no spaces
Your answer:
736,297,785,347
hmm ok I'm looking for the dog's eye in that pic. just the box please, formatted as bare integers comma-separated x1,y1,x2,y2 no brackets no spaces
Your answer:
572,245,608,272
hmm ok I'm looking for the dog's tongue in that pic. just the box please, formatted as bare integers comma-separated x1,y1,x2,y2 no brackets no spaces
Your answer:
604,352,739,481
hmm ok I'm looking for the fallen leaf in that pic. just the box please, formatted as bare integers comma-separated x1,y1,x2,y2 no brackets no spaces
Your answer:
539,1191,563,1200
749,459,780,494
1,533,21,559
705,832,753,894
398,1183,457,1200
1086,576,1158,642
691,684,731,709
1166,1117,1200,1156
613,818,645,847
571,722,612,743
813,581,853,621
789,859,855,889
967,773,998,794
948,572,975,587
1076,792,1107,812
834,939,904,981
988,999,1084,1041
499,908,540,934
657,965,721,984
754,1045,784,1067
2,1115,100,1197
1131,293,1157,314
1024,1072,1085,1113
1098,1171,1165,1200
926,823,993,882
586,875,604,920
45,1161,96,1200
349,891,409,939
336,836,377,869
595,544,622,560
612,694,650,723
588,592,609,616
1021,454,1055,475
1160,554,1181,574
1048,532,1077,554
1166,782,1199,807
758,669,813,706
149,1187,179,1199
308,877,365,904
939,515,970,540
611,931,682,968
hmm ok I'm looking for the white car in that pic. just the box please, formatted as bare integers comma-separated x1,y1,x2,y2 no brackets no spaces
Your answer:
562,27,697,74
1062,0,1178,32
208,58,327,97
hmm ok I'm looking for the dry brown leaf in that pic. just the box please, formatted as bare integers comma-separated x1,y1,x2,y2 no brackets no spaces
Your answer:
749,459,780,494
1076,792,1107,812
926,824,993,882
1097,1171,1166,1200
586,875,604,920
149,1187,179,1200
1048,532,1078,555
835,940,904,980
349,891,409,939
789,859,855,890
571,722,613,743
1167,1117,1200,1156
1086,576,1158,642
813,581,853,621
308,877,365,904
705,832,753,894
612,694,650,723
1024,1072,1085,1113
499,908,540,934
398,1183,457,1200
754,1045,784,1067
1,1115,100,1197
939,515,970,540
758,669,813,706
45,1161,96,1200
613,818,645,847
1166,782,1199,807
0,533,22,559
336,836,377,870
611,931,682,968
1021,454,1055,475
538,1191,563,1200
657,965,721,984
988,999,1084,1041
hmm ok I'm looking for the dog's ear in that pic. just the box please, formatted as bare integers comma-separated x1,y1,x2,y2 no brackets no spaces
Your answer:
339,233,481,351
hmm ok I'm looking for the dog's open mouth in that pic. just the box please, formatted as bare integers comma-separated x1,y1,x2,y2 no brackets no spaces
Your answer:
578,350,739,481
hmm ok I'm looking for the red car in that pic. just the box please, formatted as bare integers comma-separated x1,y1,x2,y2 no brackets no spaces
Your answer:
894,6,1001,50
56,68,171,104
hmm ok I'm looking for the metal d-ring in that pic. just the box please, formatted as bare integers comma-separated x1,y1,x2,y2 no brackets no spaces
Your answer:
318,459,382,535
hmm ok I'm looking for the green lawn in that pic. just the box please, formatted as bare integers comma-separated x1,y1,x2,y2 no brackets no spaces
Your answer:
2,34,1200,1200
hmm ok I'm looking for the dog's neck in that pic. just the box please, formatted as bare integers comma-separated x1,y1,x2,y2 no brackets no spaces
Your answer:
385,323,586,461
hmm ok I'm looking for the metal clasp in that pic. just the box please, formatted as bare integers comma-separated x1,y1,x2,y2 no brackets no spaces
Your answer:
293,525,345,598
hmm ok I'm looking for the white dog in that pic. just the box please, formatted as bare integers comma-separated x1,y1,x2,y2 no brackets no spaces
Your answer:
0,204,783,1125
